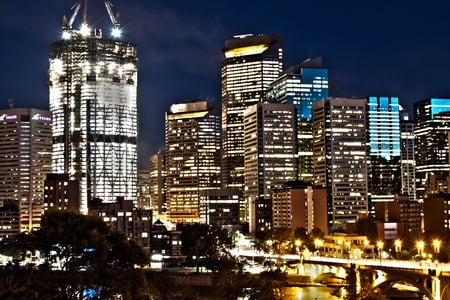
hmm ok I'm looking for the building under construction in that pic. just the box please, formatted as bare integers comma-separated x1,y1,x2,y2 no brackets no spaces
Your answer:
48,1,138,213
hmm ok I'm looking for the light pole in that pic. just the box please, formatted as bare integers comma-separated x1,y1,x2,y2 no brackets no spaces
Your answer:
377,241,384,264
433,239,441,254
417,240,424,258
394,239,402,253
295,239,302,274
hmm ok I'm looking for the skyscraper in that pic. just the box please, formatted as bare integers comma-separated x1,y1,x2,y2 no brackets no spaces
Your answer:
48,2,138,213
149,150,166,217
221,34,283,221
244,103,297,231
312,98,369,231
414,98,450,201
0,106,52,233
165,101,221,223
367,96,401,203
399,107,416,200
266,57,328,182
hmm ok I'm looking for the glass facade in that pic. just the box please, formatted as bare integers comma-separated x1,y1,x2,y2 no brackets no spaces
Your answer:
49,23,138,213
221,34,283,221
312,98,368,231
414,98,450,200
266,57,328,182
399,108,415,200
367,96,401,202
165,101,221,223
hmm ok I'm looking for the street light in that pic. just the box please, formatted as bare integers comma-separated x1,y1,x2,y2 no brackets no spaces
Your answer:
417,240,425,257
377,241,384,263
394,239,402,253
295,239,302,274
433,239,441,254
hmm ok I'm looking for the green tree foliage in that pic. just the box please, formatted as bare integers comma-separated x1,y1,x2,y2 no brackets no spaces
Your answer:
181,223,233,273
353,217,378,242
0,210,149,299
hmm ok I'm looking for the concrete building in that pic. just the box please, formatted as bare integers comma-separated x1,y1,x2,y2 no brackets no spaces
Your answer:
312,98,369,231
244,103,297,231
199,188,240,226
137,170,151,209
165,101,221,223
0,106,52,233
49,4,138,213
399,107,416,200
89,198,152,252
44,173,80,211
271,181,328,234
0,200,19,239
149,150,166,217
221,34,283,221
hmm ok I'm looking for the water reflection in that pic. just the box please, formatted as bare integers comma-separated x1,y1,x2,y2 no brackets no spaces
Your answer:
278,286,340,300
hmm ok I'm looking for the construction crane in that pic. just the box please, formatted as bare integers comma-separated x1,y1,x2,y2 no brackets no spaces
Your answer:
66,0,120,28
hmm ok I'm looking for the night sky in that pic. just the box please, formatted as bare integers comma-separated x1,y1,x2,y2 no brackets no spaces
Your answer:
1,1,450,169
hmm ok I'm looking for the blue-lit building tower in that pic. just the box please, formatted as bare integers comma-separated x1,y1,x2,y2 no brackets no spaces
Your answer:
367,96,401,204
414,98,450,201
266,57,328,182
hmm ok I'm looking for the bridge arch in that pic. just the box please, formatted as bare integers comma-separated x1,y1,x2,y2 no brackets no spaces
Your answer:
374,272,434,300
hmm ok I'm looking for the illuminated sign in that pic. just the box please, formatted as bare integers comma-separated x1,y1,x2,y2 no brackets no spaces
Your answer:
224,44,269,58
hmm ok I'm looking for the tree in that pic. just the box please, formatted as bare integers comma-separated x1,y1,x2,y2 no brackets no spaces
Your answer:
181,223,233,273
1,210,149,299
353,217,378,242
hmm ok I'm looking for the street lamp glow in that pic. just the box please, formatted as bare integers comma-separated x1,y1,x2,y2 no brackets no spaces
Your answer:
433,239,441,253
394,239,402,252
417,240,425,257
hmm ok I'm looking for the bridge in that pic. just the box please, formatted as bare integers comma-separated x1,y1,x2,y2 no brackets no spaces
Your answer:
232,248,450,300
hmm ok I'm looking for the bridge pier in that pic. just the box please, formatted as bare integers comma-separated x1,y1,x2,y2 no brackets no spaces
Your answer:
437,275,450,300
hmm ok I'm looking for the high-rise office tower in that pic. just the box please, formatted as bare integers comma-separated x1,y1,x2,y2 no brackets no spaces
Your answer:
266,57,328,182
221,34,283,221
149,150,166,217
0,106,52,233
312,98,369,231
367,96,401,204
48,2,138,213
414,98,450,201
165,101,221,223
244,103,297,231
399,107,416,200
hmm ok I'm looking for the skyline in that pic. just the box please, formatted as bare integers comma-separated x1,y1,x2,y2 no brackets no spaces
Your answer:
1,1,450,169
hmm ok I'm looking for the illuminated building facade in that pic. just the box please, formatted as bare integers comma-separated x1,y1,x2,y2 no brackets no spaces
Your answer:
244,103,297,231
149,150,166,217
165,101,221,223
221,34,283,221
49,5,138,213
271,181,328,234
267,57,328,182
0,107,52,233
414,98,450,201
367,96,401,204
312,98,369,231
399,108,416,200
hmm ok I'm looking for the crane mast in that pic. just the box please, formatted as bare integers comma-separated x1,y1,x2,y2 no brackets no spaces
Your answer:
66,0,120,28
